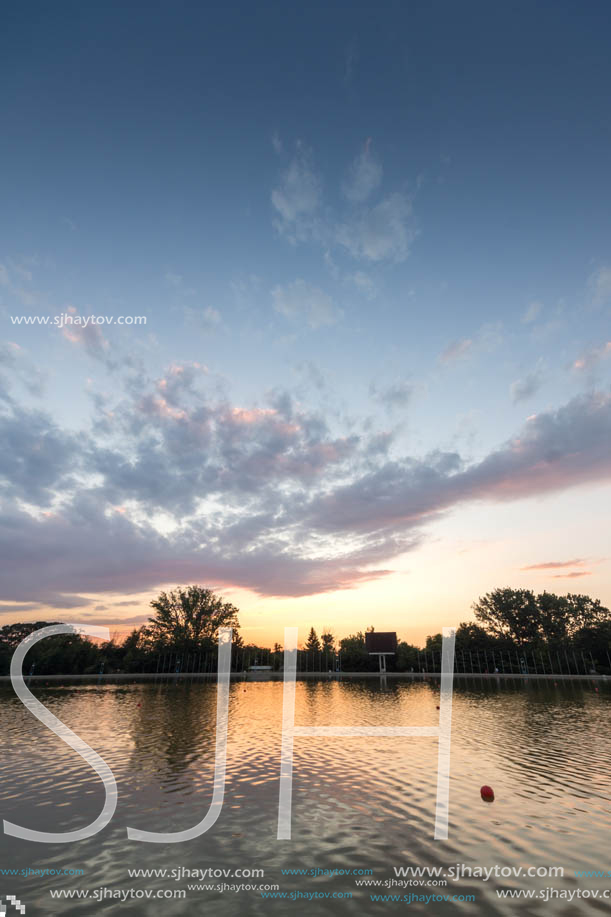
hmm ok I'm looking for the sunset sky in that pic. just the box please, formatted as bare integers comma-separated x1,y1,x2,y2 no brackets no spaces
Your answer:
1,2,610,647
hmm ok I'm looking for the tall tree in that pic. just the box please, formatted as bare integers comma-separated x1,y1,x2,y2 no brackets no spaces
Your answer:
473,588,610,646
0,621,61,649
564,593,610,635
472,588,540,645
145,586,240,652
338,631,372,671
536,591,570,643
321,630,335,652
304,627,321,652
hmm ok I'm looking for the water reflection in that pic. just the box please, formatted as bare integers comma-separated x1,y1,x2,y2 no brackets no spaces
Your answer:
0,678,610,915
128,682,219,782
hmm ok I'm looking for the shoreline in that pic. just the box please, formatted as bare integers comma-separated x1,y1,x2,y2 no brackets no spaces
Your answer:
1,671,607,682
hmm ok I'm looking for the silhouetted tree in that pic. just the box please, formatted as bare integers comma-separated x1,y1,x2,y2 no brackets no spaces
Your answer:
473,588,610,647
395,639,419,671
572,620,611,668
454,622,501,652
339,631,372,670
304,627,321,652
473,588,540,645
321,630,335,652
144,585,240,653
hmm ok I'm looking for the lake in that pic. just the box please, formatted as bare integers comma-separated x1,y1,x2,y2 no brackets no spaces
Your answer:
1,676,610,914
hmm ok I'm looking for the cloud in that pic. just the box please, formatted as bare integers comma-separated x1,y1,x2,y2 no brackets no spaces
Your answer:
0,260,43,307
271,130,283,155
342,139,383,203
370,379,414,410
572,341,611,372
78,613,151,626
0,603,42,614
440,338,473,363
272,280,342,329
0,403,79,504
1,354,611,607
0,497,393,603
521,301,543,324
510,369,543,403
521,559,587,570
335,192,415,262
552,571,591,579
343,37,358,86
439,322,503,365
271,146,321,232
184,305,222,332
349,270,377,299
303,391,611,536
60,306,111,363
271,144,417,263
588,265,611,307
0,342,46,397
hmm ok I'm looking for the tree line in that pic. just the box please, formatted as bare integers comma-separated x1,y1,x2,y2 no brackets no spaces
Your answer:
0,585,609,676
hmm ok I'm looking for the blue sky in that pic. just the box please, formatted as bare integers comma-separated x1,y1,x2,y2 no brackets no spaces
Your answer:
1,1,610,644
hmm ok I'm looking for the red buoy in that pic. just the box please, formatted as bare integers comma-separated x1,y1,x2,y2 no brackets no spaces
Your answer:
480,785,495,802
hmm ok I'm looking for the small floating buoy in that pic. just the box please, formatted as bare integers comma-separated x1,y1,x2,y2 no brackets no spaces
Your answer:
480,785,495,802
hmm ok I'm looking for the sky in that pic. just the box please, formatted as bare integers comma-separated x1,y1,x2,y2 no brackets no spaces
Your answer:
1,1,610,648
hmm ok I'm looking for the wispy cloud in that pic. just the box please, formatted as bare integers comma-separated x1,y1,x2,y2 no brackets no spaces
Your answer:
342,138,383,202
370,379,414,410
271,144,321,236
184,305,222,332
0,341,46,397
521,559,588,570
572,341,611,372
510,366,544,403
272,279,342,329
335,191,415,262
271,130,283,155
588,265,611,307
440,338,473,363
439,322,503,365
552,571,591,579
60,306,112,364
349,270,377,299
272,142,417,263
521,300,543,324
343,37,359,86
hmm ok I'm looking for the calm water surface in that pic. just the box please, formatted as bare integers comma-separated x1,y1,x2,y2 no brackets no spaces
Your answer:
1,677,610,915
